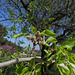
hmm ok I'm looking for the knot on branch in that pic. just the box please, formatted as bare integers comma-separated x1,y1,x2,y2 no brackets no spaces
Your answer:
16,57,19,63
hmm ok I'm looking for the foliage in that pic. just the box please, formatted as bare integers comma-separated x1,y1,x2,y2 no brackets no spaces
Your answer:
0,0,75,74
0,45,17,63
3,64,16,75
0,24,7,38
61,40,75,50
16,59,41,75
41,29,56,37
0,25,75,75
12,26,75,75
13,33,29,38
0,45,16,56
0,24,7,45
46,37,57,43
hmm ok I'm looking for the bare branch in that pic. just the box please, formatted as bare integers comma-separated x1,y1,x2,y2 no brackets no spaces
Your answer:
0,57,50,68
0,57,33,68
0,19,13,22
56,27,75,42
11,0,21,12
51,22,69,28
0,14,21,22
20,0,34,12
0,57,74,70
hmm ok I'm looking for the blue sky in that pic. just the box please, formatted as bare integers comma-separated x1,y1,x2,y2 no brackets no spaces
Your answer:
0,18,40,50
4,35,40,50
0,0,40,50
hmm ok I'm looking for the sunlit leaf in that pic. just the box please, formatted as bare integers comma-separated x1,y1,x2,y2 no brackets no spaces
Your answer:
69,57,75,64
43,42,50,47
34,64,41,75
21,67,29,75
11,53,18,59
40,29,56,37
16,66,24,74
46,37,57,43
55,46,66,55
61,40,75,50
26,71,32,75
56,56,66,64
31,26,37,34
58,65,69,75
13,33,29,38
28,58,35,66
44,49,50,54
66,63,75,74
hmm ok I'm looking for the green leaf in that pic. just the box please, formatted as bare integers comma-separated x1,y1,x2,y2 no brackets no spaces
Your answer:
43,42,50,47
16,62,25,74
57,66,64,75
35,64,41,71
61,40,75,49
47,54,55,61
66,63,75,74
44,49,53,58
16,66,24,74
28,58,35,66
13,33,29,38
58,65,69,75
69,57,75,64
21,67,29,75
44,49,50,54
40,29,56,37
55,46,66,55
26,71,32,75
34,64,41,75
11,53,18,59
56,50,62,55
33,71,37,75
56,56,66,64
46,37,57,43
31,26,37,34
48,18,56,22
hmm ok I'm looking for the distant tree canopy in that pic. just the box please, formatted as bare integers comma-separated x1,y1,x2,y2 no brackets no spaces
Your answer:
0,24,7,38
0,0,75,44
0,24,7,45
0,24,23,51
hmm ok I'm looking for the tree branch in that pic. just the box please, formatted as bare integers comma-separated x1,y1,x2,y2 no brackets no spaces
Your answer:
20,0,34,12
0,57,74,70
11,0,21,12
51,22,69,28
0,19,13,22
0,15,20,22
56,27,75,42
0,57,50,68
